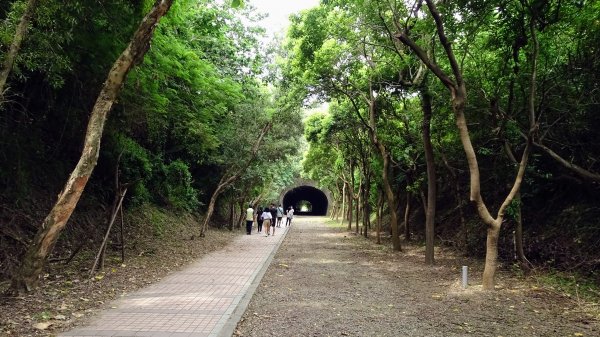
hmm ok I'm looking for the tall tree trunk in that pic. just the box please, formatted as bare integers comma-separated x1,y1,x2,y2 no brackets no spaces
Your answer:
503,142,531,269
0,0,38,101
364,169,371,234
366,92,401,251
10,0,175,293
346,186,353,230
513,192,529,268
348,163,355,231
421,83,437,265
334,179,341,220
381,152,400,250
228,197,235,231
403,194,411,241
376,189,383,244
237,199,245,229
340,179,346,224
201,180,225,236
355,184,360,234
363,183,369,238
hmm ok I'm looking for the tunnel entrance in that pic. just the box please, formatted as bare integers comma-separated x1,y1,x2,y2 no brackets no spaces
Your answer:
282,185,328,215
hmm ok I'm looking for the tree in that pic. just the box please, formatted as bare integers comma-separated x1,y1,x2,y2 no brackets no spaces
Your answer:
200,121,271,236
10,0,175,293
420,79,436,265
396,0,537,289
0,0,38,102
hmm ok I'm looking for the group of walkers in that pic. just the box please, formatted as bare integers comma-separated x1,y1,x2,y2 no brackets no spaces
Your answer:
245,203,294,236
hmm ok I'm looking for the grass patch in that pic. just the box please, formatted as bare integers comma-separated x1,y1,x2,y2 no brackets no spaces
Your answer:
324,218,346,229
534,270,600,304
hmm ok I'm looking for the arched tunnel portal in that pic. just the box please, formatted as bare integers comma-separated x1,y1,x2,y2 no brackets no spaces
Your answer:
281,184,330,216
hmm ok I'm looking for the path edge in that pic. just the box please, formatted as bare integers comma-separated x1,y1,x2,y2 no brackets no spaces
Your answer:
213,226,292,337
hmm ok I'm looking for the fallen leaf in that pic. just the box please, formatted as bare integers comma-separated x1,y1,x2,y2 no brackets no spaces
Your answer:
33,322,52,330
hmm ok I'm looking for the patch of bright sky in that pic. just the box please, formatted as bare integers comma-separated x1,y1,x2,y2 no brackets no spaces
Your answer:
247,0,328,118
248,0,320,39
245,1,331,166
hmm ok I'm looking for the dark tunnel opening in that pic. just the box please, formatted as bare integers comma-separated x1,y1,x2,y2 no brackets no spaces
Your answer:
282,186,328,216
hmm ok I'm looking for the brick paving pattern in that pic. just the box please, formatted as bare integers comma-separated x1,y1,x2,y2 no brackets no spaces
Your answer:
60,227,289,337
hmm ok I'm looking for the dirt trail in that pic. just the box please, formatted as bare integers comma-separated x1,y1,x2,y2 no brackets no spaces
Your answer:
235,217,599,337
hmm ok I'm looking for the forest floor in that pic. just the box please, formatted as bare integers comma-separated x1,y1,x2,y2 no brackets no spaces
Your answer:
0,214,241,337
235,217,600,337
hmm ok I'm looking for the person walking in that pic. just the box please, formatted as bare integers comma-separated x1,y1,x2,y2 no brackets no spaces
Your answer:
276,204,284,227
269,204,277,235
245,204,254,235
286,206,294,226
256,206,264,233
261,207,273,236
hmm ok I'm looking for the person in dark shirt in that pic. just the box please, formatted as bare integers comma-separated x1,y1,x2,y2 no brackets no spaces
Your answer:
256,206,264,233
269,203,277,236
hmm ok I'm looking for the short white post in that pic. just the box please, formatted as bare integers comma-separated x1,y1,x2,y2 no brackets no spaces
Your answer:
462,266,468,289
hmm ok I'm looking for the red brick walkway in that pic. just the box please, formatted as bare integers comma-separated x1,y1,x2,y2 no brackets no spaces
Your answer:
60,225,290,337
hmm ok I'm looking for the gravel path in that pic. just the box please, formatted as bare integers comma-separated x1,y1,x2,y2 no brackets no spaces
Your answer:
235,216,599,337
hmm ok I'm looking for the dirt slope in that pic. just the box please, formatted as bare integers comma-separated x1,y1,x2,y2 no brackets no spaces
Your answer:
235,217,599,337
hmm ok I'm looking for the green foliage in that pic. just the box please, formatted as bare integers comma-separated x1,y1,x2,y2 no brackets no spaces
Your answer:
114,135,153,184
129,182,152,207
160,160,199,211
231,0,244,9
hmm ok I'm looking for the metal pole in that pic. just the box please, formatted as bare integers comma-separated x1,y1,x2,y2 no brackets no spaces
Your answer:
462,266,468,288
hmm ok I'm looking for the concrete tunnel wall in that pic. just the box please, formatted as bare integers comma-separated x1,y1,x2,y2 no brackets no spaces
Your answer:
279,179,331,216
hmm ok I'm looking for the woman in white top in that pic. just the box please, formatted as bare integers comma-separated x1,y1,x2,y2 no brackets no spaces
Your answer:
285,206,294,227
261,207,273,236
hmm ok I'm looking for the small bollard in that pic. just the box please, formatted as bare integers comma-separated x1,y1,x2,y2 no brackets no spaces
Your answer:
462,266,468,289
